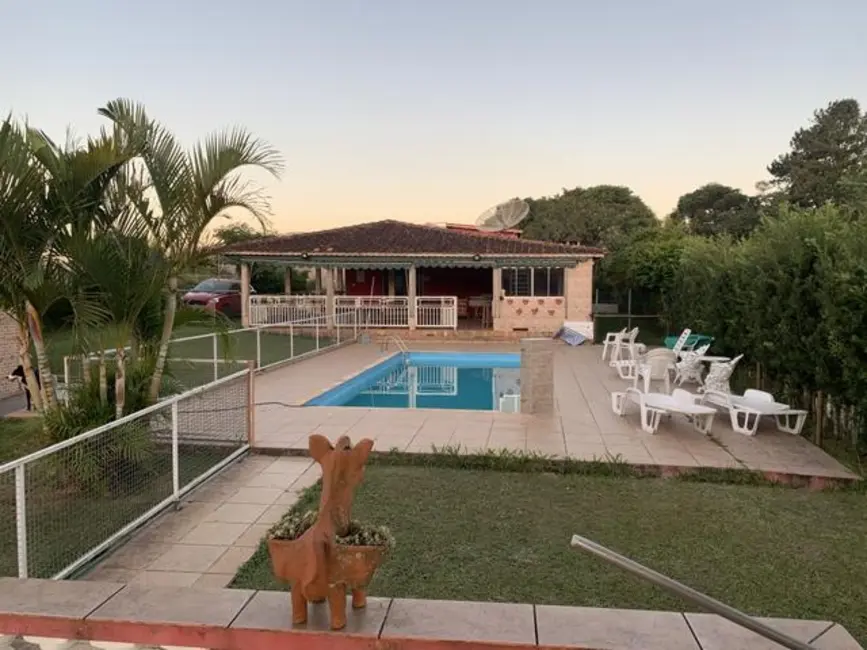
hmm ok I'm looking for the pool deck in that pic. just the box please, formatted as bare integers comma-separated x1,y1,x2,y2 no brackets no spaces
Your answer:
253,341,858,483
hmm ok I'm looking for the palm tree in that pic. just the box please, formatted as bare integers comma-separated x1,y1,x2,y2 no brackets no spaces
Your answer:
0,115,45,411
0,116,136,414
98,99,284,399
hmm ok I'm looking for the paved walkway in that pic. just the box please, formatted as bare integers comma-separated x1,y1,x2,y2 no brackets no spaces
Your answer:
85,455,315,588
252,342,858,480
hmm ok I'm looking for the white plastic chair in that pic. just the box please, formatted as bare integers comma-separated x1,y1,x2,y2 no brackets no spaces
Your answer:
671,328,692,355
610,327,644,367
634,348,677,394
673,343,711,386
613,341,644,380
602,327,626,362
701,388,808,436
611,387,716,435
700,354,743,395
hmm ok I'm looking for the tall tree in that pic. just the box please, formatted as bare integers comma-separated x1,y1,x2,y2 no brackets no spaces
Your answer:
522,185,658,248
767,98,867,208
669,183,759,238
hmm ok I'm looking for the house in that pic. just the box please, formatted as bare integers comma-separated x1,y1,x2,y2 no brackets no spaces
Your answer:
218,220,603,339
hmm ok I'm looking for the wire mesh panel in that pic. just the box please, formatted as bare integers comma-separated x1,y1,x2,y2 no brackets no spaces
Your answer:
21,402,175,578
173,373,250,490
164,357,248,393
0,368,252,580
0,469,17,577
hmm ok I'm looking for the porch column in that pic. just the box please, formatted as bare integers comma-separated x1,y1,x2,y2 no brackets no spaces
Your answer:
240,263,251,327
492,267,502,320
408,266,417,330
324,267,335,324
283,267,292,295
314,268,322,294
387,270,396,296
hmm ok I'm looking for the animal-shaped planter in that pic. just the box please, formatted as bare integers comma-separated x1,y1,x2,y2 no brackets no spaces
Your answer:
268,434,378,630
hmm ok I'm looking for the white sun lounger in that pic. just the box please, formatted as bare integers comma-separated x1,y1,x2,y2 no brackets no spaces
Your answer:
611,387,716,435
701,389,808,436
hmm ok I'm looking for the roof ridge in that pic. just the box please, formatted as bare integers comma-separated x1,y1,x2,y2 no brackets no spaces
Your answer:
216,219,604,257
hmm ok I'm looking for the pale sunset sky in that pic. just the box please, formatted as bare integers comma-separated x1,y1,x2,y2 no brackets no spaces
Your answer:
4,0,867,232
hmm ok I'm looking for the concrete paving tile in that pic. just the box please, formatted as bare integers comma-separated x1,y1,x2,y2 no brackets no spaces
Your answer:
0,578,124,618
685,612,836,650
207,502,271,524
206,546,256,574
256,503,291,526
192,573,235,589
232,591,389,635
812,623,865,649
148,544,227,572
226,487,284,504
83,567,139,583
100,542,174,570
179,522,249,546
382,598,535,644
234,523,271,548
537,605,699,650
89,584,255,626
127,570,202,588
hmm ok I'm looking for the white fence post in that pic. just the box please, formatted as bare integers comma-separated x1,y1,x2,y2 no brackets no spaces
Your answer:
256,327,262,368
315,319,320,351
171,401,180,502
212,335,219,382
336,312,341,345
289,323,295,359
354,310,359,338
15,464,27,578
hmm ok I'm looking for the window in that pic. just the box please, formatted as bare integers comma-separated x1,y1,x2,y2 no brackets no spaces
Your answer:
502,267,564,297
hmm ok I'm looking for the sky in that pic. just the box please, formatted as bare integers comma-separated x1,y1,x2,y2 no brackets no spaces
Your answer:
4,0,867,232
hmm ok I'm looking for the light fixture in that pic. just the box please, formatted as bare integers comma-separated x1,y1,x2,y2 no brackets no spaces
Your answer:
472,254,481,262
301,252,310,260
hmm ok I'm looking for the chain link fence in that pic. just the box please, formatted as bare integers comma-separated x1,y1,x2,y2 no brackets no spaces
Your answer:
63,314,348,395
593,288,669,345
0,367,251,579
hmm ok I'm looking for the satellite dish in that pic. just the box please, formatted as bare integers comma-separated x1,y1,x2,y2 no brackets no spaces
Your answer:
475,198,530,231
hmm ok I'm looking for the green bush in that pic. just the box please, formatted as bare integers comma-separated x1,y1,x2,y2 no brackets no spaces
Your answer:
42,357,161,495
660,204,867,452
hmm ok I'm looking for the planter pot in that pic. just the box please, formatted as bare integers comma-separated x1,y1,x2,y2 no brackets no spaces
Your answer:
268,537,387,630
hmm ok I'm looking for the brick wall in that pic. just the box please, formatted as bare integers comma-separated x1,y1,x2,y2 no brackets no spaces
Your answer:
564,260,594,340
0,311,20,398
493,297,566,335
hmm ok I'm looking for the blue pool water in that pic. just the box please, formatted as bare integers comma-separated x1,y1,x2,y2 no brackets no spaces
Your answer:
305,352,521,412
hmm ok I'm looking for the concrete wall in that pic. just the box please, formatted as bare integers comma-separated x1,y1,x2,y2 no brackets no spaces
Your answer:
0,312,20,398
564,260,594,340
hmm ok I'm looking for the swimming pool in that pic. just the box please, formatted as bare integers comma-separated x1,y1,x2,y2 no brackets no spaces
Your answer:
305,352,521,412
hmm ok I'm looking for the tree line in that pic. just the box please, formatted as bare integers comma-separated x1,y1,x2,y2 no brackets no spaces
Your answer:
523,98,867,454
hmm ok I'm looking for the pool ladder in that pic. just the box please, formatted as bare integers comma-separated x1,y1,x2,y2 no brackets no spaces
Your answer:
380,334,409,356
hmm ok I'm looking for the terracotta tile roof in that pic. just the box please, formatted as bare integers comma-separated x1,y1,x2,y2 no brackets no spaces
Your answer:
218,220,602,258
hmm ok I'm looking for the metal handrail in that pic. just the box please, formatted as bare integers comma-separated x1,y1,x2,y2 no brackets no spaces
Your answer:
382,334,409,354
570,534,817,650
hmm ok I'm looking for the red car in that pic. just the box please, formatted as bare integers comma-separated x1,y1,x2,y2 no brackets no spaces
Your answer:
181,278,255,317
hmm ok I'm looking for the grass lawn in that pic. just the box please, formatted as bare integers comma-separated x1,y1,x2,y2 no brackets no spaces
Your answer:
231,466,867,644
0,417,46,465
